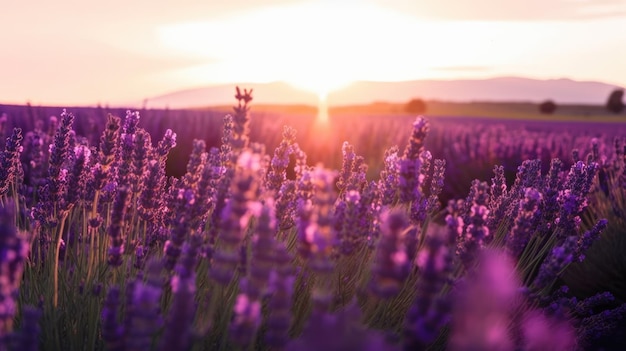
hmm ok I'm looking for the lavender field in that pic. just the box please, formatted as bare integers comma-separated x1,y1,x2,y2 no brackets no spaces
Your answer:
1,89,626,350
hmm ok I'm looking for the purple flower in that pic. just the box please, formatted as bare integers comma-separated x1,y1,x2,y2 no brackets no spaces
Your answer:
159,237,199,351
576,218,608,261
573,291,615,317
404,226,453,349
506,187,543,258
180,139,207,190
210,151,262,285
246,201,278,299
0,128,24,197
0,202,30,339
163,188,195,271
40,110,74,216
275,180,297,230
0,113,6,138
189,147,222,229
264,243,295,349
130,129,151,194
286,302,394,351
427,158,446,214
532,236,577,291
20,129,45,202
579,303,626,346
445,199,465,246
229,291,262,347
291,142,308,180
449,250,521,351
458,180,491,267
101,286,125,351
336,141,356,193
155,128,177,164
335,190,364,255
486,165,507,230
296,167,337,311
536,158,563,236
125,259,164,350
107,187,130,267
555,160,598,238
510,159,543,196
266,125,297,192
230,86,253,152
398,157,424,206
521,310,577,351
378,146,400,206
99,114,121,170
64,145,91,210
296,167,337,263
115,110,144,190
370,209,410,299
403,116,429,160
397,117,431,221
137,160,166,223
122,110,140,135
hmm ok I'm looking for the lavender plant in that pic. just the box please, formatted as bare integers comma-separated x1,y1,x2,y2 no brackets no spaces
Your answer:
0,88,625,351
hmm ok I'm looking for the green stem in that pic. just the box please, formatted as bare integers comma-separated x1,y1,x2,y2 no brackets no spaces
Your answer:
53,211,69,309
87,190,100,282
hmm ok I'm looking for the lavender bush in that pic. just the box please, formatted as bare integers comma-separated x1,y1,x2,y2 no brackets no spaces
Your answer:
0,89,625,350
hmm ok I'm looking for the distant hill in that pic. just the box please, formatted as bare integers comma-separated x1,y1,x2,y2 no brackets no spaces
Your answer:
145,82,319,109
144,77,624,109
328,77,624,105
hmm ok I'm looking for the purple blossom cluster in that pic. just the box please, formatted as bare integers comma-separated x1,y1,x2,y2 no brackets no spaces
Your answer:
0,90,625,351
0,202,33,346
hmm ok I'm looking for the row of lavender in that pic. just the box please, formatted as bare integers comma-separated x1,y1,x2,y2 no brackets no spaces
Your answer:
4,103,626,196
0,89,625,350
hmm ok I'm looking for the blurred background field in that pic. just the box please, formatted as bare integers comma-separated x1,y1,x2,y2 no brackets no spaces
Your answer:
3,100,626,200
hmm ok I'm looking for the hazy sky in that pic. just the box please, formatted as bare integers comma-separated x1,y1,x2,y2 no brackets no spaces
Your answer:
1,0,625,106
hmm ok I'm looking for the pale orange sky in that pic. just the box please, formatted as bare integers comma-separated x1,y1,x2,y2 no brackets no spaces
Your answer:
1,0,625,106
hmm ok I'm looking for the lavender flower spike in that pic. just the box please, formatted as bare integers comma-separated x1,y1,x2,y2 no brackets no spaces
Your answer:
576,218,608,262
404,226,453,349
370,209,410,299
210,150,261,286
506,187,542,258
159,236,199,351
0,202,30,340
0,128,23,197
266,125,297,192
107,187,130,267
532,236,578,291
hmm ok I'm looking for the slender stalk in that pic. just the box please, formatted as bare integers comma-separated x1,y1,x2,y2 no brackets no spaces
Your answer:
53,211,69,309
87,190,101,281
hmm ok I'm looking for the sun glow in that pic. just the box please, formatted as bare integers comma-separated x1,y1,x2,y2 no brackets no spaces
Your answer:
156,2,558,108
156,3,430,95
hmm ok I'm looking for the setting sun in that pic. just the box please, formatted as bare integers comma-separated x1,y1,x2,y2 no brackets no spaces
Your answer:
155,3,430,96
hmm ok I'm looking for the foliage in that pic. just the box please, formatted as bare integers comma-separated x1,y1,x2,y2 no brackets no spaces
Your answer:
606,89,624,114
404,98,427,114
539,100,557,114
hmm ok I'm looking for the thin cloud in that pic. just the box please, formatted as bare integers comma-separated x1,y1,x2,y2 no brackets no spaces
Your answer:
430,66,492,72
377,0,626,21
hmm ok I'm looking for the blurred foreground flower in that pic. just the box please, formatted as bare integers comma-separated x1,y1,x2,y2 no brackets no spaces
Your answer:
449,249,576,351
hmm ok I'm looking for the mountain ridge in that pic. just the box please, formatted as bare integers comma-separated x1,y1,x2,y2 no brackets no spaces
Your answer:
143,77,624,109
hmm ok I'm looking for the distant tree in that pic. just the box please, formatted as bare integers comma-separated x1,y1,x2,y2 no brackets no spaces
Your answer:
606,89,624,114
405,98,427,114
539,100,557,114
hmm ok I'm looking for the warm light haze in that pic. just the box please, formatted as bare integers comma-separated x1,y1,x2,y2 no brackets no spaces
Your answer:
1,0,626,106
